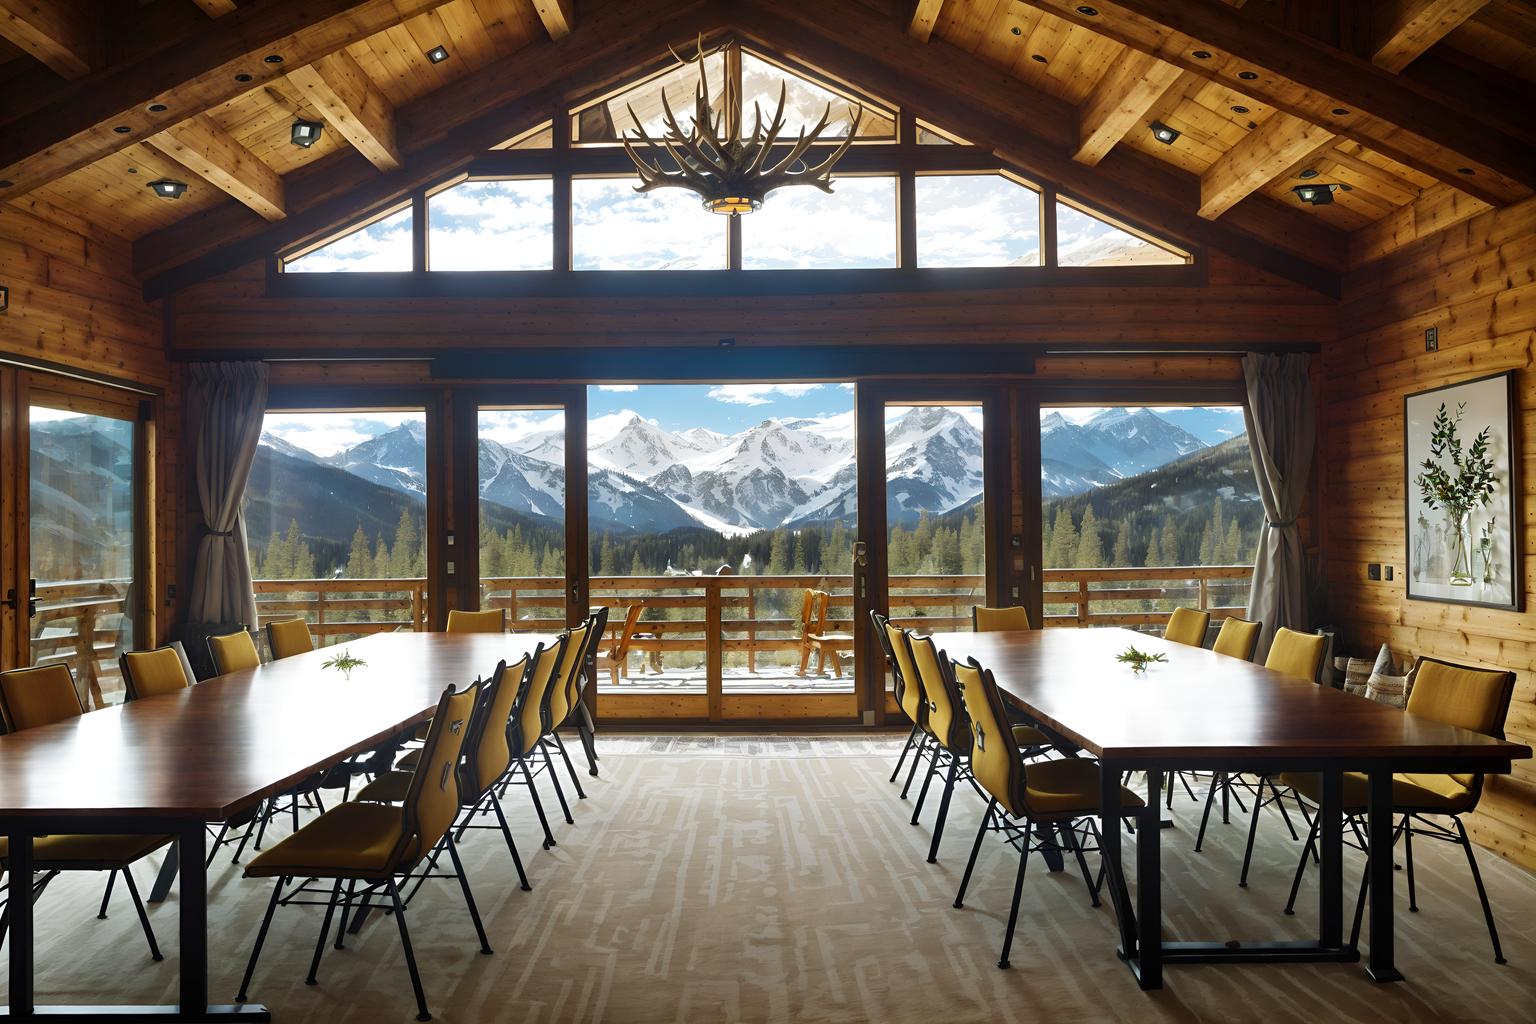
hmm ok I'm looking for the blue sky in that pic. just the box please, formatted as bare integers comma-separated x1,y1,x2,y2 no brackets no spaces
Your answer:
588,383,855,433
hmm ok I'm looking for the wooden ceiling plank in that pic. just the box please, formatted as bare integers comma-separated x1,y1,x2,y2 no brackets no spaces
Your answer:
0,0,457,198
1014,0,1534,203
145,113,285,221
910,0,947,41
1074,50,1184,165
532,0,576,40
286,50,402,171
1199,112,1335,218
0,0,96,78
1373,0,1491,73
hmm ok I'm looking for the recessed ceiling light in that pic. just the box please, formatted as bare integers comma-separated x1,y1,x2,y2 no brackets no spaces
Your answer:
127,167,138,174
1011,26,1022,35
1076,5,1099,14
1032,53,1047,63
1230,105,1249,114
147,103,167,113
1292,183,1348,206
426,44,449,64
148,179,188,200
1458,167,1475,175
1331,107,1349,115
1238,70,1258,80
1192,50,1212,59
1298,168,1319,179
113,125,131,134
1150,121,1180,144
291,119,324,148
264,54,284,64
0,180,12,188
234,72,253,82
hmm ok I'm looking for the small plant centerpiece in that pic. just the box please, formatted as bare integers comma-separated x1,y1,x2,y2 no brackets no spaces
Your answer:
1414,402,1497,586
321,648,366,680
1116,645,1168,674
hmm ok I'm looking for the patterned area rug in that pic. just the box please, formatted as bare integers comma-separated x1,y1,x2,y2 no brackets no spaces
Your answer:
5,736,1534,1023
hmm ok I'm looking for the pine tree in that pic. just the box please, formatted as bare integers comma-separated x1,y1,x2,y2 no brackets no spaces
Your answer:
286,519,315,579
1048,507,1078,568
346,523,372,578
1111,516,1132,567
1075,506,1103,567
391,509,421,577
1145,525,1164,566
1160,515,1180,567
768,529,792,575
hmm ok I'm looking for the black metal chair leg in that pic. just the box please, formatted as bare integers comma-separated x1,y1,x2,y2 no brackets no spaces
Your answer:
1194,774,1221,853
307,878,343,985
1455,818,1506,964
444,835,493,955
1283,817,1320,915
955,799,995,909
998,825,1033,969
96,868,117,919
1268,778,1301,841
517,754,557,849
926,754,960,863
890,723,920,783
1238,781,1265,887
540,741,574,824
334,879,357,949
204,825,229,869
1350,859,1370,949
386,879,433,1022
1402,816,1418,912
911,749,942,826
551,731,587,800
120,867,163,962
577,704,600,776
900,734,929,799
1063,819,1100,907
149,843,178,902
490,791,532,892
236,877,285,1003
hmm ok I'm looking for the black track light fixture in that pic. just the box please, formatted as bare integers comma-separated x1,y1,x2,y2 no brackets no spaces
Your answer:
1150,121,1180,145
148,179,188,199
291,119,324,148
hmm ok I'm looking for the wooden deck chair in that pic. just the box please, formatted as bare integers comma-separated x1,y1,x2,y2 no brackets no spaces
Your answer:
797,589,852,678
595,605,643,686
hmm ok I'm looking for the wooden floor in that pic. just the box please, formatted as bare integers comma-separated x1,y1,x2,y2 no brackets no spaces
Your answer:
5,736,1534,1023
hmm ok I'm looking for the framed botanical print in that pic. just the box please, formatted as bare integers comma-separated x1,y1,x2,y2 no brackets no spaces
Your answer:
1404,371,1522,610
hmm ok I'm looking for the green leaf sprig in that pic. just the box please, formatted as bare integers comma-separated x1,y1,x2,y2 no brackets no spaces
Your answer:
1116,645,1168,672
322,648,366,678
1415,402,1496,519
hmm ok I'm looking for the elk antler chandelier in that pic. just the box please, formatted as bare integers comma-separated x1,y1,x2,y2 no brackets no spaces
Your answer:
621,39,864,215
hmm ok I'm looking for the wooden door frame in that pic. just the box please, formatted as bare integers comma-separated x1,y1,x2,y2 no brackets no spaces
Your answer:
855,380,1013,726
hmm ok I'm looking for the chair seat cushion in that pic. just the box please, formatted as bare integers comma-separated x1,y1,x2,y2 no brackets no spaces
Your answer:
355,770,413,803
244,801,410,879
1011,725,1051,749
1023,759,1144,818
0,833,173,870
1279,770,1473,814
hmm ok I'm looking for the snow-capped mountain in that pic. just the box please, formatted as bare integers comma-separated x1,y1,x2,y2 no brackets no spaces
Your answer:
1040,407,1214,497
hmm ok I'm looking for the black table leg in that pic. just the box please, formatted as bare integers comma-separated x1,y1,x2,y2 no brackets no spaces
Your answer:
1365,769,1403,982
150,840,180,903
8,831,35,1019
1098,763,1138,969
1135,770,1164,989
179,823,209,1013
1319,769,1343,949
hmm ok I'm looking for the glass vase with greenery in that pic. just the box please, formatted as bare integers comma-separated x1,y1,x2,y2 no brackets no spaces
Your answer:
1414,403,1496,587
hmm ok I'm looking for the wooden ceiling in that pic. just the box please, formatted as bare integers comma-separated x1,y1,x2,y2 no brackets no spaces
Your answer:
0,0,1530,295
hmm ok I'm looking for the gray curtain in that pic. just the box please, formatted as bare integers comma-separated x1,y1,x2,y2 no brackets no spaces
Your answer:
187,362,268,628
1242,353,1315,659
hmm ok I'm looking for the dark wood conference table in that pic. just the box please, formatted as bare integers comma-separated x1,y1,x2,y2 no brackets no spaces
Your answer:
0,631,558,1022
931,627,1530,991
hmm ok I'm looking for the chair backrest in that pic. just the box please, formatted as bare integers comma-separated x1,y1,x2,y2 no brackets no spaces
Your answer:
799,589,830,638
546,620,591,728
462,656,527,799
972,605,1032,632
1163,607,1211,648
1212,616,1262,661
445,608,506,634
908,633,969,751
207,629,261,675
572,606,609,703
511,637,566,756
265,618,314,660
875,615,925,725
1263,627,1327,684
120,643,196,700
608,605,644,659
395,679,481,867
1405,657,1517,790
0,664,85,732
953,658,1026,819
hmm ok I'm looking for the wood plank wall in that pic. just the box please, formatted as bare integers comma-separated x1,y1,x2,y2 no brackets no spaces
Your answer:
0,198,180,644
1324,196,1536,871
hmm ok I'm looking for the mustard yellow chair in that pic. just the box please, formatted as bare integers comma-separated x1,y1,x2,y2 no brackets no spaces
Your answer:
1212,615,1263,661
266,618,315,660
951,655,1143,969
358,655,534,894
119,643,195,700
0,664,171,963
972,605,1031,632
1163,607,1211,647
872,612,928,788
555,606,607,782
445,608,506,633
236,679,489,1021
207,630,261,675
508,636,571,851
1278,657,1517,962
905,632,1052,864
535,614,600,825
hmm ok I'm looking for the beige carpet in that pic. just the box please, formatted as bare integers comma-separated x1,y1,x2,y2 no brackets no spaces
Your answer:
5,736,1535,1023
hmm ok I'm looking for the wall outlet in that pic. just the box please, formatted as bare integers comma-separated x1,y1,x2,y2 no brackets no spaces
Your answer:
1384,565,1394,581
1367,563,1381,581
1425,326,1438,351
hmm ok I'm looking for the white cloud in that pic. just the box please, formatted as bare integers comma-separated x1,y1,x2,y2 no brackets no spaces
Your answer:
262,411,422,457
597,384,639,392
707,383,826,406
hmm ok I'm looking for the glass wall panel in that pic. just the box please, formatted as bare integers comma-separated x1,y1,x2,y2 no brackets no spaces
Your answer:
428,179,554,271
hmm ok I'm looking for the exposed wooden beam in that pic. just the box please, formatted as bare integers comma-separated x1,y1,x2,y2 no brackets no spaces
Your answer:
1015,0,1534,205
1073,51,1184,166
0,0,96,78
1198,112,1335,219
0,0,455,199
286,50,401,171
532,0,576,40
144,114,285,221
192,0,240,16
909,0,946,41
1372,0,1489,73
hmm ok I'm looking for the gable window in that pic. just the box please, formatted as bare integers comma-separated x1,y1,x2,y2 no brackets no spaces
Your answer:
572,178,727,270
916,173,1041,268
284,205,413,273
739,51,895,141
1056,199,1189,267
428,178,554,271
742,175,897,269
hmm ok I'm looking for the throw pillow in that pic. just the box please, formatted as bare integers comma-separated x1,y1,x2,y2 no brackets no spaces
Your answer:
1344,657,1373,696
1366,671,1411,709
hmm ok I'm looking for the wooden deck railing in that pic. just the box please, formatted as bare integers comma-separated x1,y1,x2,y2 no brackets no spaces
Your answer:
31,578,133,707
1042,564,1253,627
